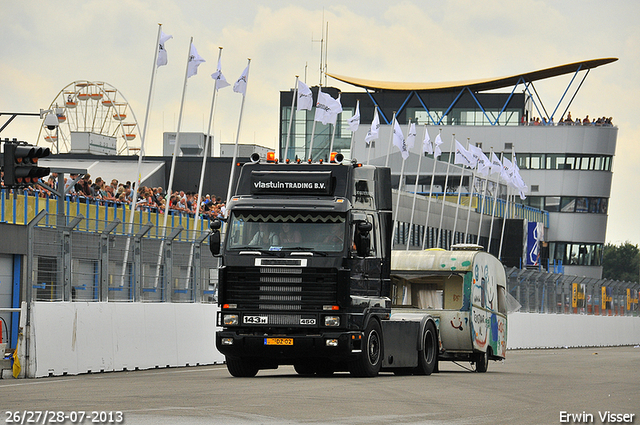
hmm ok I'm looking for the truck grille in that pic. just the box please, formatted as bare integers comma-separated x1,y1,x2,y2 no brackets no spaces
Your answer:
225,266,337,311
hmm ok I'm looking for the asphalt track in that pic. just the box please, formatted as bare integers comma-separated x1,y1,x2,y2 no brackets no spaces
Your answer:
1,347,638,425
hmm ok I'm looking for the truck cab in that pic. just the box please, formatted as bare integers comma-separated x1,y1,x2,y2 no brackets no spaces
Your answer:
211,158,393,376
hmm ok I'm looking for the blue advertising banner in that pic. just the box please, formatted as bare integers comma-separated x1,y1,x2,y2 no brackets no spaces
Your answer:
525,222,543,266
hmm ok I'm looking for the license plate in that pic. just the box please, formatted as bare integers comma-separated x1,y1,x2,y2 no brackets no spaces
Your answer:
264,338,293,346
243,316,267,324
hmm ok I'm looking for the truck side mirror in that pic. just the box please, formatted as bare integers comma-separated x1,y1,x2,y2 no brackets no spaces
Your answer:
355,221,372,257
209,219,222,256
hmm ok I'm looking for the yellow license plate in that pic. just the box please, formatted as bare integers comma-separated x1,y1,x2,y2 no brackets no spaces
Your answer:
264,338,293,346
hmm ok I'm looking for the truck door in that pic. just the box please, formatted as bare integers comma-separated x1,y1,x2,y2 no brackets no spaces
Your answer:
349,213,382,297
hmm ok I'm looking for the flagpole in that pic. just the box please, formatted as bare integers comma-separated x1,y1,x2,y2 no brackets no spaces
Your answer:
329,120,337,158
476,176,490,244
366,106,378,166
225,58,251,204
308,118,318,161
154,37,195,289
487,150,503,253
348,100,359,160
406,124,427,251
390,120,411,247
422,129,441,250
452,137,472,243
185,47,223,288
120,24,163,288
451,160,466,245
486,179,500,253
284,76,298,161
436,134,455,248
384,112,396,167
498,185,511,261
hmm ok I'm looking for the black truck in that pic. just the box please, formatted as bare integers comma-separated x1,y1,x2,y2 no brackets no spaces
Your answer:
210,154,439,377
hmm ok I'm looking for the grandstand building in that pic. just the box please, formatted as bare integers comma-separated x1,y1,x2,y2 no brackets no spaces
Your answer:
279,58,618,278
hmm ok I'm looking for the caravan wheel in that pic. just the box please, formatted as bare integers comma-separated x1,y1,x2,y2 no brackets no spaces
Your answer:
475,348,489,373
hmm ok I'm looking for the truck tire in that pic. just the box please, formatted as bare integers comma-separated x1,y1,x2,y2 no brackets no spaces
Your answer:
226,356,259,377
349,319,383,377
475,348,489,373
293,362,316,376
414,321,438,376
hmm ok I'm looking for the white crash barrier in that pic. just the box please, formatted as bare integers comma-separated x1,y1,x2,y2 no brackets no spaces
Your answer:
18,304,640,377
26,302,224,378
507,312,640,349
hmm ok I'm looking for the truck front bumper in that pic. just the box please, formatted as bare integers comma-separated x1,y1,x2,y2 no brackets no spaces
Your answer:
216,330,364,363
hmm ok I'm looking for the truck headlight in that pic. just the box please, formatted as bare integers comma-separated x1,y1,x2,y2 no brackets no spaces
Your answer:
221,338,234,345
223,314,239,326
324,316,340,327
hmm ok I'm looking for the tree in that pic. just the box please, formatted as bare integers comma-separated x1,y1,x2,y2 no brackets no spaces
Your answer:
602,242,640,283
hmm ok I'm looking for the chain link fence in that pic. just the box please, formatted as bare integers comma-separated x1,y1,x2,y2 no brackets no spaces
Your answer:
506,267,640,316
29,212,219,304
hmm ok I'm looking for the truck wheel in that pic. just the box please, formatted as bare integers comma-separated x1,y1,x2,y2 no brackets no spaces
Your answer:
294,362,316,376
415,321,438,376
349,319,383,377
226,356,259,377
475,348,489,373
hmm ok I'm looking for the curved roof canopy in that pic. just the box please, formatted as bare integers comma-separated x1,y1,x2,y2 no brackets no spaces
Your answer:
327,58,618,92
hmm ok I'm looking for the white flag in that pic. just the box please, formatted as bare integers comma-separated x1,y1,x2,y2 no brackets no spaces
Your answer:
297,80,313,111
314,88,342,125
364,108,380,146
490,151,502,175
433,133,443,159
348,101,360,132
511,155,528,199
468,144,490,176
454,140,475,167
402,122,416,160
187,43,205,78
423,127,432,154
392,119,404,153
211,57,230,90
233,64,249,94
157,31,173,68
501,156,514,183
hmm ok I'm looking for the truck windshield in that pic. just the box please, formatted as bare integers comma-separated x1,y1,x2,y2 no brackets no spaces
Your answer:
226,212,347,253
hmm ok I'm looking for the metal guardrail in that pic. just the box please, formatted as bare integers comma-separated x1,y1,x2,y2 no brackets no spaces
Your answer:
26,211,219,304
506,267,640,316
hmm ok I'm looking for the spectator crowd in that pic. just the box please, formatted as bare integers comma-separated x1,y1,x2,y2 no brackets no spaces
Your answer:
521,112,614,126
1,172,226,219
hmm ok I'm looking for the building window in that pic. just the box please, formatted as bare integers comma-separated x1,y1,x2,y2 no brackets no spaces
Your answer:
545,196,561,212
544,196,608,214
520,153,612,171
548,242,604,266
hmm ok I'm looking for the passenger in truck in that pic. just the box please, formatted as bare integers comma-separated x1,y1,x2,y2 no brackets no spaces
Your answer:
323,225,344,248
279,222,302,244
249,222,280,246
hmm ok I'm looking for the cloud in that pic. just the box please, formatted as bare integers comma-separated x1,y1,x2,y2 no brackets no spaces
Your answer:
1,0,639,244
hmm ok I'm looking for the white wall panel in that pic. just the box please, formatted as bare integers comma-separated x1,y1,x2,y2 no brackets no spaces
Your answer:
29,302,223,378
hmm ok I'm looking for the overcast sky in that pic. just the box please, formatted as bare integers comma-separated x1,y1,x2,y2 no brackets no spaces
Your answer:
1,0,639,245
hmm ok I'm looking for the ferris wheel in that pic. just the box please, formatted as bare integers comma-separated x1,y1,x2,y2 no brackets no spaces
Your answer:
38,80,140,155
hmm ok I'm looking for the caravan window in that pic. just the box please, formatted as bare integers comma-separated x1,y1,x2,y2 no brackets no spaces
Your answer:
497,285,507,315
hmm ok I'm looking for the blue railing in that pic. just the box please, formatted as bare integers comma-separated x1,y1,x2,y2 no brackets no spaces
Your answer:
0,189,215,241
